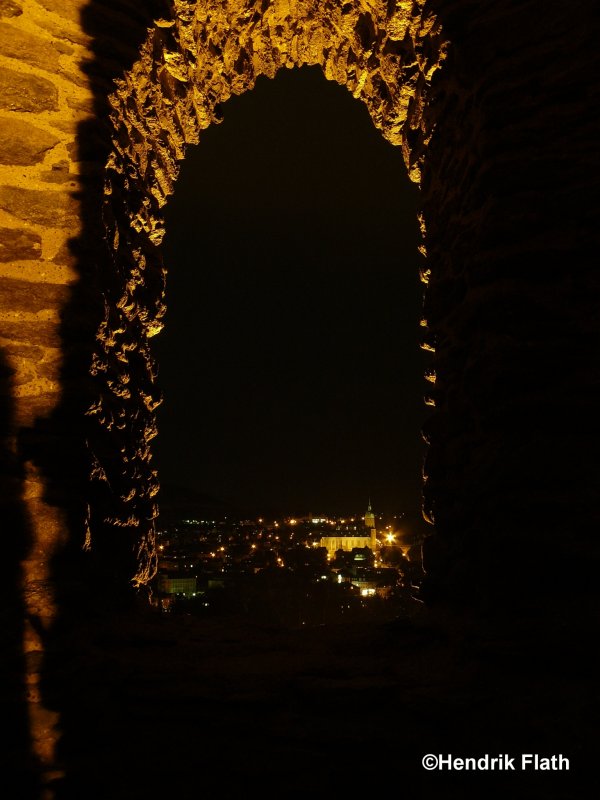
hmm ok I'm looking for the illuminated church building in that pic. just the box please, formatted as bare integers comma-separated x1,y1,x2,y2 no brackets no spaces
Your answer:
319,502,378,559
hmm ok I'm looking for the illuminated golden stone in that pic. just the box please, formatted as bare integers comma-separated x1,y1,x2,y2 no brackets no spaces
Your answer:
0,1,447,775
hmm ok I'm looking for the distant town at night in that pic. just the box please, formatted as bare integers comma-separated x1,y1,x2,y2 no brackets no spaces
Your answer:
154,502,425,626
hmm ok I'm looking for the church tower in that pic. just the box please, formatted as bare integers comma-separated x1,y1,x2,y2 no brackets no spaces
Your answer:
365,500,377,550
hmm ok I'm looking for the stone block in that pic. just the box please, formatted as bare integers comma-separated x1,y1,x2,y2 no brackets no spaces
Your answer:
0,117,60,166
50,241,77,267
13,390,61,426
0,226,42,261
0,66,58,112
0,320,59,347
0,22,61,72
66,94,95,114
0,0,21,17
40,160,77,185
0,341,44,361
0,278,70,313
35,0,83,24
0,185,79,227
37,353,63,381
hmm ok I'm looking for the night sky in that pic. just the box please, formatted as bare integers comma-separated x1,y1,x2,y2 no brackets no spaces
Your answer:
154,65,427,520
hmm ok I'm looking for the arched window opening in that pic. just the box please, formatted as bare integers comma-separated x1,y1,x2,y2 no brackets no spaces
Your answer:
153,66,428,623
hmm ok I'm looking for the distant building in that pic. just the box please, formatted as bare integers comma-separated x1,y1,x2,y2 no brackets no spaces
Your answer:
157,574,197,597
349,567,399,597
319,501,377,559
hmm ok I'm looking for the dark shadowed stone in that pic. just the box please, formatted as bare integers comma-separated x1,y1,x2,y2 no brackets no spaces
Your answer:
0,22,61,72
66,130,110,163
0,278,69,313
41,160,78,185
37,355,63,381
13,392,61,426
0,320,59,347
0,67,58,112
0,186,79,227
0,342,44,361
0,226,42,261
24,651,44,675
41,170,78,187
50,241,77,267
0,117,60,166
0,0,21,17
11,366,36,387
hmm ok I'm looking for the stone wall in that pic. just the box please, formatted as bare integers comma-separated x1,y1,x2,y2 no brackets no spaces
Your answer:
0,0,169,613
95,0,446,589
0,0,91,626
0,0,447,623
0,0,167,780
0,0,598,648
419,0,600,618
1,2,599,786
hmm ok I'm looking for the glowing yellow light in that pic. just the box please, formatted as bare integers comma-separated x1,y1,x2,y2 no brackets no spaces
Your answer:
289,518,297,525
386,533,395,544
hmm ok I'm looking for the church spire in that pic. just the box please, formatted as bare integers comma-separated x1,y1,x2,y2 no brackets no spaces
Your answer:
365,499,375,531
365,498,376,551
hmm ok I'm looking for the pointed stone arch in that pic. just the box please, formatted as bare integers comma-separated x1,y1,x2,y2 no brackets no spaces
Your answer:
89,1,448,586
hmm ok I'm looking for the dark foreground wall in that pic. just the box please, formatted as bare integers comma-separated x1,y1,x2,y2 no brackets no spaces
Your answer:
419,0,600,622
0,0,598,639
0,0,598,791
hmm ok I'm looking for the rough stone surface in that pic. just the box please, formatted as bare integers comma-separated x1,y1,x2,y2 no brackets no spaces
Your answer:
0,117,60,166
0,186,79,227
0,0,21,17
0,66,58,112
0,226,42,261
92,0,447,587
416,0,600,614
35,0,87,24
0,278,69,313
40,161,78,185
0,22,61,72
7,0,590,614
0,320,59,347
0,0,597,679
0,4,597,793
